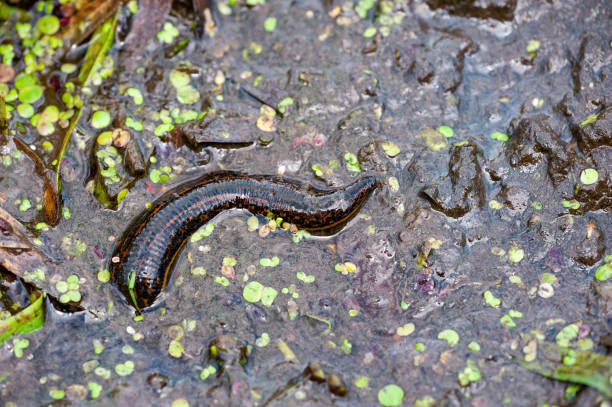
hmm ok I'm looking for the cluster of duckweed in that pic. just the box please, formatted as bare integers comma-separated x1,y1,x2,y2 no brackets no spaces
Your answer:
220,255,236,279
458,360,481,387
199,365,216,380
151,106,200,137
94,144,119,186
327,0,405,40
60,80,84,111
420,126,456,151
500,309,523,328
169,68,200,105
168,324,185,358
381,140,400,157
125,116,143,131
295,271,315,283
30,104,63,136
258,256,279,267
242,280,278,306
12,337,29,358
157,22,179,44
344,152,361,172
60,233,87,257
82,55,114,89
16,197,31,212
190,222,214,242
483,290,501,307
55,274,81,303
23,267,46,283
256,104,276,132
167,320,197,359
149,165,175,184
280,284,299,300
335,261,357,275
1,148,22,167
311,159,338,179
0,3,85,145
276,96,293,113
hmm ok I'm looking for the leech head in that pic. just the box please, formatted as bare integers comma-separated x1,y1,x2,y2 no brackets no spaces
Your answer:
342,175,378,213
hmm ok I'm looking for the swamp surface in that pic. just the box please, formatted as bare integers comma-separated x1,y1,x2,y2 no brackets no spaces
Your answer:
0,0,611,406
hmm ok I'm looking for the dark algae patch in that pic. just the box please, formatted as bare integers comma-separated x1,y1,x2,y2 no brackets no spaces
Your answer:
1,0,612,406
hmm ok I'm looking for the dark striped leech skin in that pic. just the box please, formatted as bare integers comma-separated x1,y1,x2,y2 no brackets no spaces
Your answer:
109,172,378,311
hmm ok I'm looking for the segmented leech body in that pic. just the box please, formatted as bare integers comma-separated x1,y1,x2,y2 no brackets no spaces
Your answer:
110,172,377,310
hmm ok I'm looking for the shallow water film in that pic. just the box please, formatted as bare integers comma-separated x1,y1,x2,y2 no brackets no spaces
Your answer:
0,0,611,406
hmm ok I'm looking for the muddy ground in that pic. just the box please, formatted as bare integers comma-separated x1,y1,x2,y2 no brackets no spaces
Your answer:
0,0,611,405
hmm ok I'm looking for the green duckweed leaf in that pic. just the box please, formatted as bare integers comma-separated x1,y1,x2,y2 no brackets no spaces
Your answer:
378,384,404,407
37,15,60,35
243,281,264,303
508,246,524,263
91,111,110,129
580,168,598,185
264,17,277,32
490,131,509,142
88,382,102,399
190,223,214,242
438,329,459,347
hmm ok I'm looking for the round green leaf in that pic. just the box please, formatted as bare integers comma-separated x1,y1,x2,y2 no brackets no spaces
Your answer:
17,103,34,118
97,131,113,145
508,247,524,263
68,290,81,302
14,73,36,90
91,111,111,129
243,281,264,303
580,168,598,185
169,71,190,88
438,125,454,138
438,329,460,347
421,127,447,151
261,286,278,306
378,384,404,406
115,360,134,376
396,323,415,336
126,87,143,105
526,39,541,53
61,63,77,74
490,131,509,141
489,200,503,209
38,15,60,35
41,105,59,122
18,85,43,103
264,17,277,32
97,269,110,282
56,281,68,293
37,120,55,136
595,263,612,281
176,85,200,104
49,389,65,400
381,141,400,157
168,340,184,358
363,27,377,38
